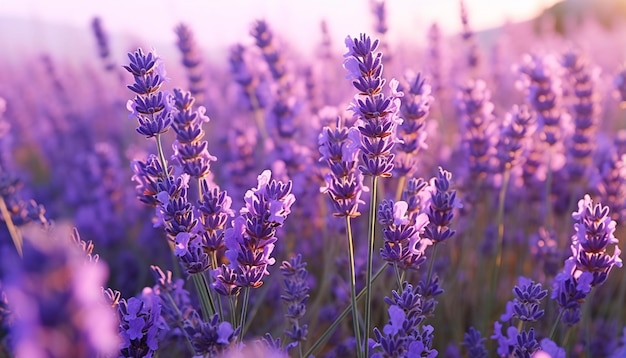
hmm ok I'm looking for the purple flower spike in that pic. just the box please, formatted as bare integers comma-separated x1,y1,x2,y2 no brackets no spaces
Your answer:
344,33,402,178
124,48,172,138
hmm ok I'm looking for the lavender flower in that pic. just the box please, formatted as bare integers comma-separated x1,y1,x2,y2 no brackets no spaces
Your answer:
395,72,433,177
222,170,295,289
372,282,437,358
344,33,402,178
175,23,206,103
462,327,487,358
378,199,430,270
183,311,238,356
124,48,172,138
551,194,622,325
91,17,116,72
170,88,216,179
496,105,536,171
115,291,165,358
615,66,626,104
500,277,548,322
279,254,310,346
517,54,564,146
491,323,540,357
319,121,367,218
422,167,460,244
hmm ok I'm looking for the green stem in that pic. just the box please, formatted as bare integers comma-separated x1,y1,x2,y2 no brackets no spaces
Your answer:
393,262,403,293
304,264,387,358
155,133,169,178
0,196,22,257
239,287,251,341
395,175,407,202
191,273,215,321
549,309,564,341
426,243,439,287
210,252,225,320
229,296,237,328
346,217,363,358
364,176,379,358
490,167,511,308
545,147,554,230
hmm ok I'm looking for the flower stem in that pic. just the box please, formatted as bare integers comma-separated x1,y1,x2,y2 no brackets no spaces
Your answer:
155,133,169,178
0,196,22,257
364,176,379,357
239,287,251,341
191,272,215,321
549,309,564,340
304,263,387,358
489,167,511,312
346,217,363,358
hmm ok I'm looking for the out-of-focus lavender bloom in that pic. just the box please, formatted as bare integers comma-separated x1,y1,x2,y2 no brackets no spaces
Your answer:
2,236,119,358
319,120,367,218
222,170,294,289
533,338,565,358
427,23,443,93
378,200,431,270
170,88,216,179
561,50,598,184
423,167,460,244
496,105,536,171
517,54,565,147
251,20,287,83
344,33,402,178
175,23,206,103
462,326,487,358
455,79,497,181
124,48,172,138
460,0,480,70
372,282,437,358
91,17,116,72
149,265,193,329
395,72,433,177
596,150,626,222
552,194,622,325
500,277,547,322
279,254,310,346
184,311,238,356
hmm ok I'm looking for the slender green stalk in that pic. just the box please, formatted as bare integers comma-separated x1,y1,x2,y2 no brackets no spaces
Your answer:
210,252,225,319
545,147,554,231
425,243,439,289
0,196,22,257
304,264,387,358
549,309,564,340
393,262,403,293
363,176,379,358
346,217,363,358
155,133,169,177
229,296,237,327
490,167,511,303
191,273,215,321
239,287,251,341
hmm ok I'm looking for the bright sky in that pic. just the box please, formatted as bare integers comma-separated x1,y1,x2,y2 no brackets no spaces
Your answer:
1,0,561,58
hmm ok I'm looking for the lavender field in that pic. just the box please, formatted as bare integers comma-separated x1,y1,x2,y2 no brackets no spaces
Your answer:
2,0,626,357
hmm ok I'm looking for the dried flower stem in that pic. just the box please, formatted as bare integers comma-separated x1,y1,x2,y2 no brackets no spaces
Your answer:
0,196,22,257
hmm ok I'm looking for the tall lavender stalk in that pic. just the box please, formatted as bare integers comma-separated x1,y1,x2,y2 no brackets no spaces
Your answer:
344,33,402,356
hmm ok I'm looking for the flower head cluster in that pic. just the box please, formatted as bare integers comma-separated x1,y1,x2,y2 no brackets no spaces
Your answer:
372,282,437,358
2,237,119,358
615,66,626,104
462,327,487,358
422,167,460,244
91,17,116,72
491,324,540,358
319,120,367,218
394,72,433,177
517,54,564,146
170,88,216,179
455,79,497,180
124,48,172,138
344,33,403,177
114,292,165,358
175,23,206,102
220,170,295,289
496,105,536,171
378,200,430,270
501,277,548,323
561,50,598,183
551,194,622,325
279,254,310,346
184,311,238,356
